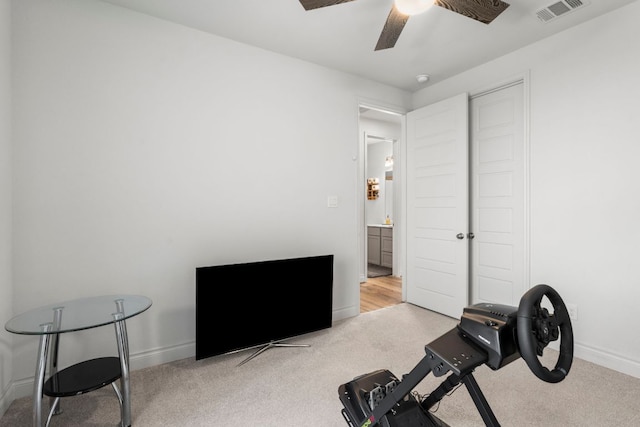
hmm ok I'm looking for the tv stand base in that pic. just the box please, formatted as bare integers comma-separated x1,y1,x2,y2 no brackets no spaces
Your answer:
235,339,310,366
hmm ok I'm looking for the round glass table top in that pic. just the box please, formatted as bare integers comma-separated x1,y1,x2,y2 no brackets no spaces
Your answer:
5,295,152,335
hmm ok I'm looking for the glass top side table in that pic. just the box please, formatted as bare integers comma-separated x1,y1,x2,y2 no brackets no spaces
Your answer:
5,295,152,427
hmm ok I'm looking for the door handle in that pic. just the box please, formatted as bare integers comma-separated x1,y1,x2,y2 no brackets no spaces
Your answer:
468,232,475,239
456,233,465,240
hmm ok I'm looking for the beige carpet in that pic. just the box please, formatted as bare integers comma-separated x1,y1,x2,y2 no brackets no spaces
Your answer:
2,303,640,426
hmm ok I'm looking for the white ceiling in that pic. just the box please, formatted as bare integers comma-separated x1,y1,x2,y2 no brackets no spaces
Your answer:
98,0,636,92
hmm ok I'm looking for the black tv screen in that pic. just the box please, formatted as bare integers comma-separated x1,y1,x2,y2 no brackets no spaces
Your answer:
195,254,334,361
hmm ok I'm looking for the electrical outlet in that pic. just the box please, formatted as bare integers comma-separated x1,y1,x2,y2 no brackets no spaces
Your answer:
566,303,578,321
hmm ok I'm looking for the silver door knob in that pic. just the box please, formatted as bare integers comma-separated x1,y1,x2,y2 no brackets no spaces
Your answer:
456,233,464,240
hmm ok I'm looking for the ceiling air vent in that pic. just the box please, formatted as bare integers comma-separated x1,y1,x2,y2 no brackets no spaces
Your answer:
536,0,589,23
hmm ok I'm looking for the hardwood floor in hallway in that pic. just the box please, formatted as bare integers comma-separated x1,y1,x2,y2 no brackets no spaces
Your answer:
360,275,402,313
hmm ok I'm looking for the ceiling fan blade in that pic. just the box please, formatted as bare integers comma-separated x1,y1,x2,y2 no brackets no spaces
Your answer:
434,0,510,24
298,0,358,11
375,5,409,51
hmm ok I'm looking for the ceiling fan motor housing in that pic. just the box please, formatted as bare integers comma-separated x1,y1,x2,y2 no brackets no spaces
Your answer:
299,0,510,51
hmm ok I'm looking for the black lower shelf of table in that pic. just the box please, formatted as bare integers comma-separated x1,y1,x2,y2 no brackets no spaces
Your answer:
44,357,122,397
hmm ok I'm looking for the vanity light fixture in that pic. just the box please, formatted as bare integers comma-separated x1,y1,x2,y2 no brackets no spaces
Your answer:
385,155,394,168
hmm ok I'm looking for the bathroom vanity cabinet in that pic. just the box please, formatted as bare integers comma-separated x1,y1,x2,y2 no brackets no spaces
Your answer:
368,225,393,268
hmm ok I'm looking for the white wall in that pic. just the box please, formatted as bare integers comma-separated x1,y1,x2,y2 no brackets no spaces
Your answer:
412,0,640,378
0,0,13,415
9,0,410,396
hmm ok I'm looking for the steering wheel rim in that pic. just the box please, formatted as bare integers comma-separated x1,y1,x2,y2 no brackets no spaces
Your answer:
517,284,574,383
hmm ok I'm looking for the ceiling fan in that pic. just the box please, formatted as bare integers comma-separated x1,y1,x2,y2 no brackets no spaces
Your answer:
298,0,510,51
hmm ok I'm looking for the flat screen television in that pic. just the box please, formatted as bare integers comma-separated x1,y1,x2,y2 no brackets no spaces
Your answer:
195,254,334,363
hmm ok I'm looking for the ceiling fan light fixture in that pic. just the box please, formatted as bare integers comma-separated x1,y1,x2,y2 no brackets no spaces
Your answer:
394,0,433,16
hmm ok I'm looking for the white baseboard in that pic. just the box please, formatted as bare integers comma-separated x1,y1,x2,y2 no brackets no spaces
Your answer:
7,341,197,402
574,342,640,379
332,305,359,322
4,377,31,404
0,383,15,420
129,341,195,372
4,328,635,420
2,307,357,412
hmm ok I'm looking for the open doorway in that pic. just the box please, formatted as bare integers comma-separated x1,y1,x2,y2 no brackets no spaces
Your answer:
358,105,404,313
365,135,394,279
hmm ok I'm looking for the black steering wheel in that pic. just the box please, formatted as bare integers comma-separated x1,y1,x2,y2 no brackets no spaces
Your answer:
517,284,574,383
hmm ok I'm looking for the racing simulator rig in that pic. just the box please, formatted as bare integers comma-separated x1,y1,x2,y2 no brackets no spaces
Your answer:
339,284,574,427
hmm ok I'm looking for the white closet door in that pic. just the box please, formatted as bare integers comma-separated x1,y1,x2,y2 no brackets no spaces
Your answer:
405,93,469,319
470,82,526,306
